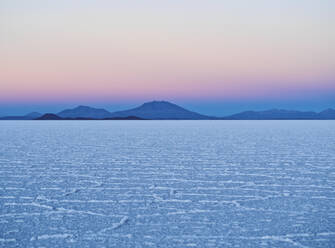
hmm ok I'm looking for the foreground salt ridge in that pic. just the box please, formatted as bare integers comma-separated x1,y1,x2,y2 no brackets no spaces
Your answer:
0,120,334,247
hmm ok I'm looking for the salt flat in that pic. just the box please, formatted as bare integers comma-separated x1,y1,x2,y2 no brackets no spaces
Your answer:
0,120,334,247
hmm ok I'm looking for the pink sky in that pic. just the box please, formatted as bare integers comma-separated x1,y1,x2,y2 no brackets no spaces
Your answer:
1,0,334,104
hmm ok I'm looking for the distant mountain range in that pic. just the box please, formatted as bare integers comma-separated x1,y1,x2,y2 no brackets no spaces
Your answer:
55,101,211,120
57,106,112,119
36,113,144,120
222,108,335,120
1,101,335,120
0,112,42,120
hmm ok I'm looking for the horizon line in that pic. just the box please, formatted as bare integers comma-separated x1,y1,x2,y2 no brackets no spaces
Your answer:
0,100,334,119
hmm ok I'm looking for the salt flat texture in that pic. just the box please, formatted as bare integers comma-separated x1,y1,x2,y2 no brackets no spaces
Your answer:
0,120,334,247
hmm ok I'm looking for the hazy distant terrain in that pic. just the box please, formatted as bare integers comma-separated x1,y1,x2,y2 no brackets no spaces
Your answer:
0,120,334,247
1,101,335,120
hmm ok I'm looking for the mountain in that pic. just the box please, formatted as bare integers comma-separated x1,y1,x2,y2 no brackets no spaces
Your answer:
0,112,42,120
222,109,332,120
1,103,334,120
318,108,335,119
1,101,212,120
36,113,63,120
57,105,112,119
35,114,145,120
109,101,213,120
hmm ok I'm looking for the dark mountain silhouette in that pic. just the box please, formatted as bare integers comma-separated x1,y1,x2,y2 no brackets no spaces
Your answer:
222,109,335,120
35,113,145,120
0,112,42,120
54,101,212,119
36,113,63,120
58,105,112,119
109,101,213,119
1,101,334,120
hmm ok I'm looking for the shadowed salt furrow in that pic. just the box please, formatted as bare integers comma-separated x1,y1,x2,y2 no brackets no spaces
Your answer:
0,120,334,247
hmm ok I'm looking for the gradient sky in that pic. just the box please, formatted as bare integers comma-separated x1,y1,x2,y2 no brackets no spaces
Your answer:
1,0,334,116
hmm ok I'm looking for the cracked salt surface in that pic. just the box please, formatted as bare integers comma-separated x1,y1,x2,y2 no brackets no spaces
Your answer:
0,120,334,247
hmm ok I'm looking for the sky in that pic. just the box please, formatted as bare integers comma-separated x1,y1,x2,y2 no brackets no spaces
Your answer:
0,0,334,116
